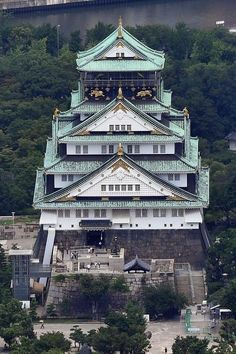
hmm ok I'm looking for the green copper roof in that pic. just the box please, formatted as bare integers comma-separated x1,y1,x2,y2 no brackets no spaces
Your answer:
77,60,163,73
59,134,182,144
45,158,195,174
58,98,184,139
77,26,165,72
35,199,207,210
37,153,197,205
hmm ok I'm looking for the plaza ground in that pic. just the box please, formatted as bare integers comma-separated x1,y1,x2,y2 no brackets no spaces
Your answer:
0,307,218,354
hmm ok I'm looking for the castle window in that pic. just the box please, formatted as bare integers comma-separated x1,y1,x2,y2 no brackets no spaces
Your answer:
115,125,120,131
134,145,140,154
109,185,114,191
136,209,147,217
65,210,70,218
135,184,140,191
109,145,114,154
61,175,67,182
121,125,126,131
76,145,81,154
68,174,74,182
101,209,106,218
76,210,81,218
121,185,126,191
101,145,107,154
94,209,100,218
160,210,166,217
127,125,131,131
128,185,133,191
109,125,114,131
121,52,125,58
115,185,120,191
168,174,174,181
153,209,159,217
160,144,166,153
116,52,119,58
172,209,184,217
135,209,141,217
83,210,89,218
58,210,63,217
83,145,88,154
153,145,159,154
175,174,180,181
101,185,106,191
127,145,133,153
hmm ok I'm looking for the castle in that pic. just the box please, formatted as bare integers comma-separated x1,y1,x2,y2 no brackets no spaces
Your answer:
33,20,209,269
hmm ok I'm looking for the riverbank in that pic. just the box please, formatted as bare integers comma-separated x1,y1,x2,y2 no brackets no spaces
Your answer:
1,0,158,13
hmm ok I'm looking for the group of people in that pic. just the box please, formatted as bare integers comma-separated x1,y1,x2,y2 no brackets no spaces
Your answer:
86,261,101,271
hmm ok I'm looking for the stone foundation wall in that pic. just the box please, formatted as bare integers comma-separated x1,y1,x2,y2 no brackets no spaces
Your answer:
46,272,174,317
55,229,205,268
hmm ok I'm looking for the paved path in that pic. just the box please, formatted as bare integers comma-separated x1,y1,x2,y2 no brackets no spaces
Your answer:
0,315,214,354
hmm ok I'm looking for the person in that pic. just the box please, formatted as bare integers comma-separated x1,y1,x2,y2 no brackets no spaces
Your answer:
87,264,91,271
164,347,167,353
40,320,44,329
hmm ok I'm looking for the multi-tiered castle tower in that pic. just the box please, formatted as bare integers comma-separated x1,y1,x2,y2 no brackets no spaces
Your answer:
33,21,209,267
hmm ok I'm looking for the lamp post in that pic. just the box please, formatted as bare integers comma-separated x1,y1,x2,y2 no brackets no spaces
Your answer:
57,24,60,58
12,211,15,240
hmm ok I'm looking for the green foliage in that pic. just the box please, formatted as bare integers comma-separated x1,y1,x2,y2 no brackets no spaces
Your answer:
207,229,236,295
53,274,66,283
69,325,86,348
143,284,187,319
29,299,39,322
92,302,150,354
46,303,57,318
110,275,129,293
0,299,34,347
172,336,209,354
35,331,71,353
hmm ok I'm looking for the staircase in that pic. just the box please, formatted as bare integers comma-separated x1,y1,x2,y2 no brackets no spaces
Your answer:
174,264,206,304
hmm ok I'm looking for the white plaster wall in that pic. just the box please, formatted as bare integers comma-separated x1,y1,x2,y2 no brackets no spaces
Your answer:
42,208,200,231
68,166,175,198
229,141,236,151
159,173,187,187
54,174,81,188
104,45,136,58
86,107,161,133
66,143,174,155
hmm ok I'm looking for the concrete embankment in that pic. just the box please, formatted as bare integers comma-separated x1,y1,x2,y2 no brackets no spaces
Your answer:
0,0,133,12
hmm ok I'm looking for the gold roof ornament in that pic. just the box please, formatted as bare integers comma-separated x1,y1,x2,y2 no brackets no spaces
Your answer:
117,16,123,39
53,107,60,119
117,143,124,156
117,86,124,100
183,107,190,119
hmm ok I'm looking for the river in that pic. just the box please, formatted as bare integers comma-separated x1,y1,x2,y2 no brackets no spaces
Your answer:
11,0,236,38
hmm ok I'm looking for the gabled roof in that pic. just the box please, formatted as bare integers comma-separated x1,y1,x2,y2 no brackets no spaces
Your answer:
37,152,198,205
124,255,150,272
58,97,184,138
76,26,165,72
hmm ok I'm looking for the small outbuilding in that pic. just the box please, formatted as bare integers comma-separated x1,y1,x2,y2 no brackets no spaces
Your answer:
123,255,150,273
225,132,236,151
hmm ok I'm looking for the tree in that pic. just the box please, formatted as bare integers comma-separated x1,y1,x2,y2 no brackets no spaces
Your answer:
0,299,34,348
172,336,209,354
69,30,82,52
35,331,71,353
92,302,150,354
69,325,86,348
143,284,187,319
46,303,57,318
29,299,38,322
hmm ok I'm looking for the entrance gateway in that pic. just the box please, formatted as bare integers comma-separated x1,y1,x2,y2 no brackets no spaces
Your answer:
86,230,105,247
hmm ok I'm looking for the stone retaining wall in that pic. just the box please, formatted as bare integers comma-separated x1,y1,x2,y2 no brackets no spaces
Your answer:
55,229,205,268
